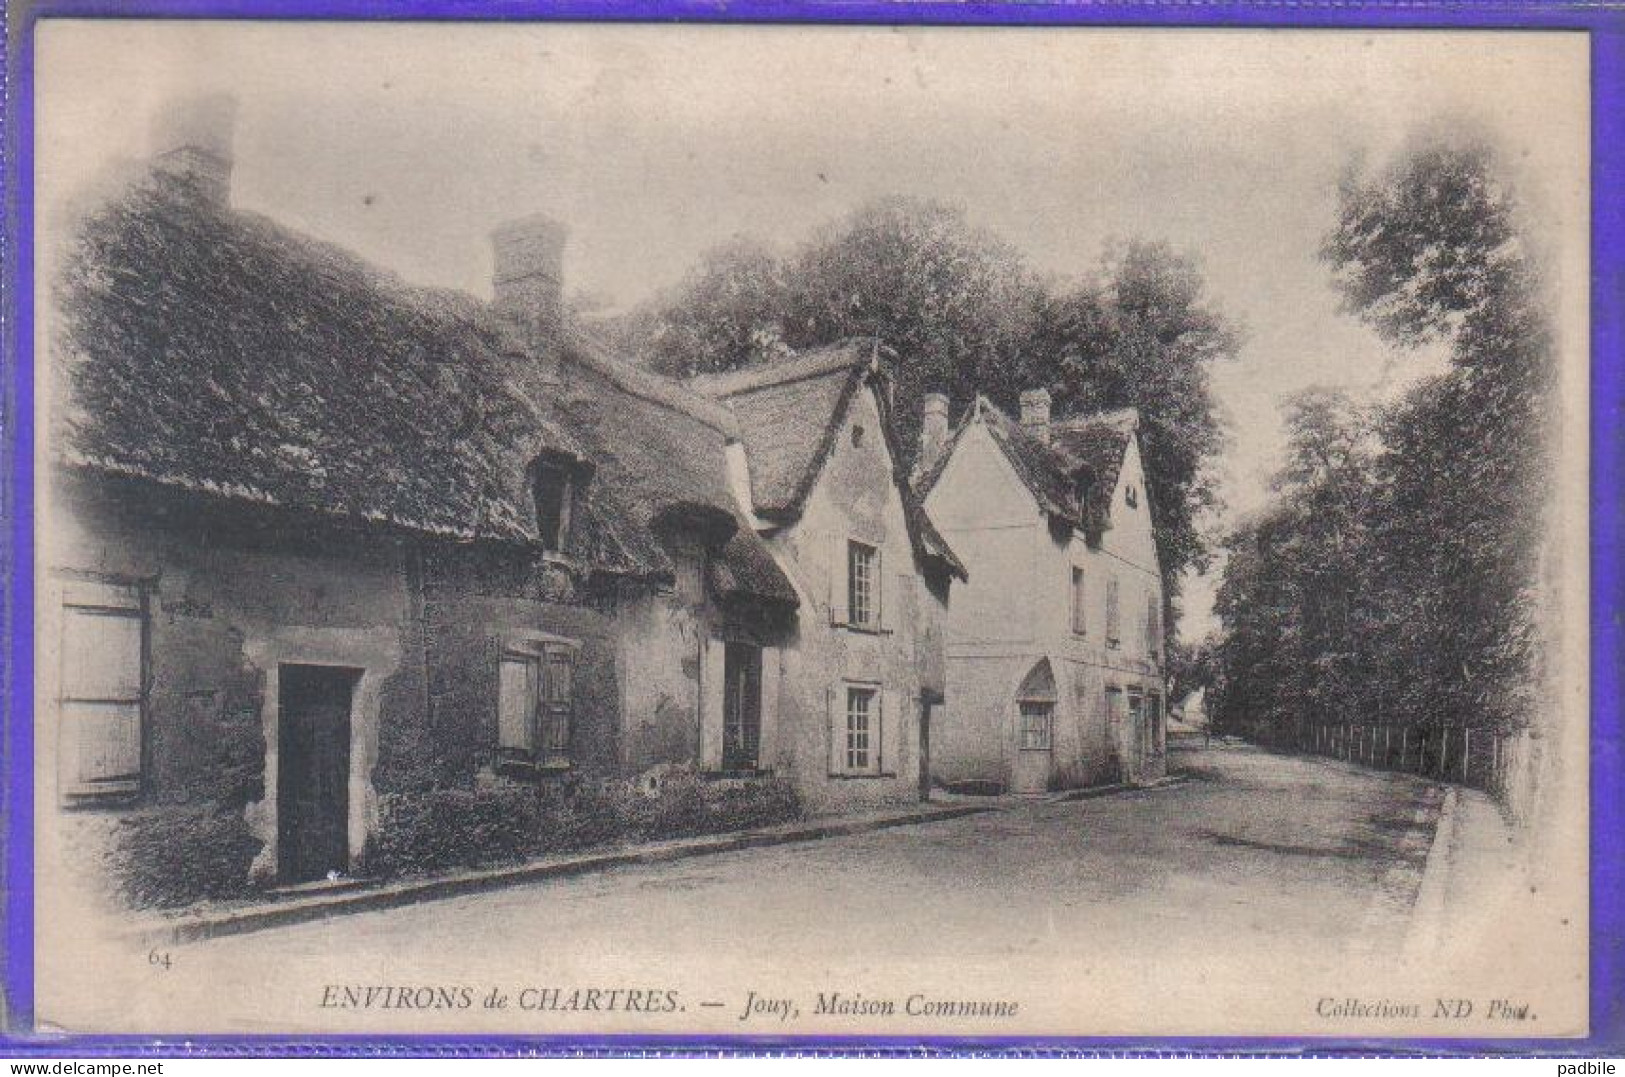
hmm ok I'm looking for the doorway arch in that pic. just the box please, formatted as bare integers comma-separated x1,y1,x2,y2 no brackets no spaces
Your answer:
1011,659,1057,795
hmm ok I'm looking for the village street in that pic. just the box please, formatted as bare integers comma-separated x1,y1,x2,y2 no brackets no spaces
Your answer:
59,742,1456,1036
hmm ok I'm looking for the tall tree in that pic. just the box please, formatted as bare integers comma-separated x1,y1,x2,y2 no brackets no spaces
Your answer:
1026,241,1237,611
641,237,795,378
1211,127,1553,756
1322,130,1552,736
631,205,1237,632
1209,389,1378,741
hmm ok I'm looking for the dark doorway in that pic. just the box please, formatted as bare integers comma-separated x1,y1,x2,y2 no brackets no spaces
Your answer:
918,698,933,802
277,664,359,884
722,643,762,772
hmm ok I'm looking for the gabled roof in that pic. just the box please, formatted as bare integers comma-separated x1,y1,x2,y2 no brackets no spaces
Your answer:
915,396,1139,540
690,340,967,580
689,340,874,520
51,168,798,606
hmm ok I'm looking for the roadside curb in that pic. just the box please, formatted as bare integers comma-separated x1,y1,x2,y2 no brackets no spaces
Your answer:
133,801,996,948
1401,784,1462,963
1047,773,1190,803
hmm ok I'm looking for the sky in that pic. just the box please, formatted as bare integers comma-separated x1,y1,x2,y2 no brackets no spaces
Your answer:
36,22,1589,637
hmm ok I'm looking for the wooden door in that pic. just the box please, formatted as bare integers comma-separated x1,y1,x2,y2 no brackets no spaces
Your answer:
918,699,933,802
278,665,358,884
1126,690,1146,783
1012,701,1054,795
722,643,762,772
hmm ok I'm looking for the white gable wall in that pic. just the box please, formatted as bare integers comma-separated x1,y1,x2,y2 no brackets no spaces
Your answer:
758,382,936,811
924,414,1167,793
922,421,1045,647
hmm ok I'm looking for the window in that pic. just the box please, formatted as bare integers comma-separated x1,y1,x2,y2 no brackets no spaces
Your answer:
58,580,145,798
1070,567,1087,635
498,642,576,762
1105,575,1121,648
1145,591,1162,659
1125,483,1139,509
1147,693,1164,757
847,540,878,628
533,463,573,553
1019,701,1054,751
843,686,880,774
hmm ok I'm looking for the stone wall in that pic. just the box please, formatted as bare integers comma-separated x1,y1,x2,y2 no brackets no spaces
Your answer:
43,471,420,881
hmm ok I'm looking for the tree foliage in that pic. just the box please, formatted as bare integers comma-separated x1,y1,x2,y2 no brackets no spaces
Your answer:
1027,242,1234,595
1210,131,1553,746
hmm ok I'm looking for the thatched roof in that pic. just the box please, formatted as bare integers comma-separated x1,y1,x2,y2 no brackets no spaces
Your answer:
692,341,966,581
690,341,873,520
915,397,1138,541
51,169,797,605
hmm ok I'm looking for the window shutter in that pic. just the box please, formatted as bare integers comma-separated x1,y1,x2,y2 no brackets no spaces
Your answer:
827,686,841,773
60,606,143,790
1071,567,1087,635
543,647,574,752
883,690,894,772
829,535,848,626
1106,576,1121,644
62,703,141,784
874,546,886,631
498,656,533,752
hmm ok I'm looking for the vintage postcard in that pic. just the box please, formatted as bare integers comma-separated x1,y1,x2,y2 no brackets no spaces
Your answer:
25,20,1590,1041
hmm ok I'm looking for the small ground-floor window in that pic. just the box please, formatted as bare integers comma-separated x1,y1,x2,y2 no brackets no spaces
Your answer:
1019,701,1055,751
498,639,577,764
841,685,881,775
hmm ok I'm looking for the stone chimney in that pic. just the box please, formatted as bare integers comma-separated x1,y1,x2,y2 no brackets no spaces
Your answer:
491,213,568,350
919,392,950,473
1020,388,1052,445
150,94,238,205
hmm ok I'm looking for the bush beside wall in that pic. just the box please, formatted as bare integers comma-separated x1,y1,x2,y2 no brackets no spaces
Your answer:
108,802,265,908
363,768,803,880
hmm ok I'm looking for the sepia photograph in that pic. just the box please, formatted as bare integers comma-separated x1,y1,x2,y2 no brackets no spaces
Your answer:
25,20,1591,1041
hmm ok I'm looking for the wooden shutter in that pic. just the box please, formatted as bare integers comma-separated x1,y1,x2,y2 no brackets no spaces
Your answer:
884,692,897,776
1106,576,1121,644
60,605,143,790
828,535,848,626
827,686,841,774
497,655,534,752
1071,567,1086,635
542,647,574,753
873,546,885,631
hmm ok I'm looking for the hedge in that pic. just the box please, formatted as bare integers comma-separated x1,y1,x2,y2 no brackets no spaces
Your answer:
108,802,264,909
364,768,802,880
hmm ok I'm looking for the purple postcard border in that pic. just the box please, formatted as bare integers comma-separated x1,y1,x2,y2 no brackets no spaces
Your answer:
1,0,1620,1057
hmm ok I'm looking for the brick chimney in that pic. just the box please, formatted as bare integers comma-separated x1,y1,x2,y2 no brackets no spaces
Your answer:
1020,388,1052,445
919,392,950,473
150,94,237,205
491,213,568,350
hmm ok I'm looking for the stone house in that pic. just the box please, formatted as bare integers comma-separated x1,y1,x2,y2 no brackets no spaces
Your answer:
914,389,1168,795
692,347,966,810
40,100,958,891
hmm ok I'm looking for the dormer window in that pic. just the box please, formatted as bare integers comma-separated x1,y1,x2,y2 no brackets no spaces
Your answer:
531,455,585,554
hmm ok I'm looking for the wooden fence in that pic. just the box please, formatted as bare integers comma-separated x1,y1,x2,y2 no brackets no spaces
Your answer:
1293,720,1526,798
